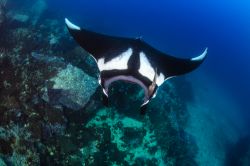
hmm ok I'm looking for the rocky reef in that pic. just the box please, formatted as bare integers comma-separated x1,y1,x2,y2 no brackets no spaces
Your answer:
0,0,198,165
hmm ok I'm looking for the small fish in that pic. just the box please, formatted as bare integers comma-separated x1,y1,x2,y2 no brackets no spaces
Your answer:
65,18,207,114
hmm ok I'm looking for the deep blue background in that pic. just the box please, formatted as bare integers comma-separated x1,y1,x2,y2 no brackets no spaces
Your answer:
47,0,250,128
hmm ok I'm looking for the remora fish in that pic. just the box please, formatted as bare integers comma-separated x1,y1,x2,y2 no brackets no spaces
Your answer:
65,18,207,114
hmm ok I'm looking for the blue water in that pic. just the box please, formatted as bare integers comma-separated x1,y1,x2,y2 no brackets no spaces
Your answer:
48,0,250,127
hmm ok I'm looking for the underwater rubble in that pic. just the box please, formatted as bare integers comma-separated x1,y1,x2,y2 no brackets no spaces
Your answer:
0,0,199,165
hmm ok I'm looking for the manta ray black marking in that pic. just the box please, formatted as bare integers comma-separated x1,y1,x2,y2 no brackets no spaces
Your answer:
65,18,207,114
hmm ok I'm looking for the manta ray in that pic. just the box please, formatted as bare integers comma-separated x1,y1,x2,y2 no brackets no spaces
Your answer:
65,18,207,114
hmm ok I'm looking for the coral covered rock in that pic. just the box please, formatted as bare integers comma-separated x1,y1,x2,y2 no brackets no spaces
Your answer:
0,157,6,166
47,63,98,110
10,13,29,23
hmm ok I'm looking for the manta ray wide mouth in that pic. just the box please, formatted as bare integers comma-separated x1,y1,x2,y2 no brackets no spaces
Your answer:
104,75,149,100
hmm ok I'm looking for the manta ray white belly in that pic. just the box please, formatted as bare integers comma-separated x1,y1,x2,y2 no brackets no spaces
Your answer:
138,52,165,86
97,48,133,71
97,49,165,98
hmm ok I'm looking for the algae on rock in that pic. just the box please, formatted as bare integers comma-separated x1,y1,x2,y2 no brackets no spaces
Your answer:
49,64,99,110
